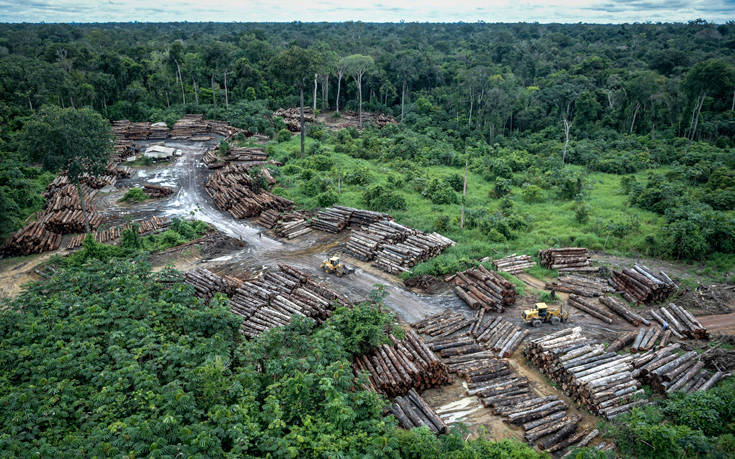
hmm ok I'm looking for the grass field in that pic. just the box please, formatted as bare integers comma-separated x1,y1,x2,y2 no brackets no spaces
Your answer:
263,135,712,278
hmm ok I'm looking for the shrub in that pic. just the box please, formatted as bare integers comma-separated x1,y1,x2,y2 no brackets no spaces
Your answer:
424,178,458,205
345,166,374,185
302,176,328,197
316,189,338,207
521,184,544,203
307,154,333,171
494,177,512,198
573,200,590,224
277,128,292,143
445,173,464,192
363,185,407,211
120,187,149,203
434,215,450,232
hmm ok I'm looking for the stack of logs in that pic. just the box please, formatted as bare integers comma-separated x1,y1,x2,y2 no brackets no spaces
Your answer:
143,183,175,199
391,388,448,434
203,149,224,169
149,121,170,139
627,327,666,352
206,164,293,219
538,248,596,272
567,294,616,324
1,219,61,256
226,146,268,162
184,264,351,338
524,327,647,419
323,110,397,129
599,296,651,326
649,304,709,340
272,107,315,132
373,231,455,274
632,343,725,395
546,274,614,297
113,115,241,141
273,214,312,239
446,266,517,311
492,254,535,274
310,206,353,233
344,220,411,260
65,216,171,249
353,329,451,397
170,114,211,139
257,209,281,229
609,265,677,304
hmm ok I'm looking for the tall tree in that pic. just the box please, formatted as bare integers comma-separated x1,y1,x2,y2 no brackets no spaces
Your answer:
273,46,317,157
343,54,374,128
18,107,113,232
335,57,349,113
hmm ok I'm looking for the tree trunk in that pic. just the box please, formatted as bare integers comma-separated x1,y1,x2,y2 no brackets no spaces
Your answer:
193,77,199,104
313,73,318,112
77,183,91,233
300,86,305,158
690,93,705,141
164,90,169,108
401,80,406,122
175,59,185,104
211,73,217,110
461,158,468,229
731,89,734,112
336,74,342,113
630,102,640,134
562,118,571,166
358,75,363,128
468,87,473,127
224,71,229,110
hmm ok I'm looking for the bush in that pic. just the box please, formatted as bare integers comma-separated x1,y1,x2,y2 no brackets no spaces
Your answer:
307,154,334,171
424,178,458,205
120,187,149,203
494,177,512,198
316,189,338,207
345,166,374,185
445,173,464,192
302,176,328,197
363,185,407,211
574,200,590,224
521,184,545,203
277,128,292,143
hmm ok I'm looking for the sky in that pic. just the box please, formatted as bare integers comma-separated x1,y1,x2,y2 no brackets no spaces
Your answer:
0,0,732,24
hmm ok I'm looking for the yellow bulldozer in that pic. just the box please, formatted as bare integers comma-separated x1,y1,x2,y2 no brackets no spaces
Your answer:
522,302,569,327
321,255,354,277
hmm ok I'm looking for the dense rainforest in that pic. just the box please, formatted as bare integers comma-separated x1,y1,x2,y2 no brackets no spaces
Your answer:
1,21,734,276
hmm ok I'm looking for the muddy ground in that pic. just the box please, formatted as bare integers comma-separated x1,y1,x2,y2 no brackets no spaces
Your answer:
2,138,733,451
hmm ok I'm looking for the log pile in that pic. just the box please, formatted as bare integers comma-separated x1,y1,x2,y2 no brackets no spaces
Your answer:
143,183,175,199
203,149,225,169
628,326,664,352
538,248,596,272
226,147,268,162
113,115,240,141
599,295,651,327
649,303,709,340
326,110,397,129
273,107,315,132
446,265,517,311
257,209,281,229
184,268,235,301
274,217,312,239
391,388,448,434
632,344,723,394
523,327,646,419
545,274,614,297
609,265,677,304
353,329,451,397
206,164,293,219
474,317,529,357
170,114,210,139
149,121,170,139
412,311,474,339
310,206,352,233
492,254,535,274
127,121,152,139
1,220,61,256
567,294,615,324
373,232,455,274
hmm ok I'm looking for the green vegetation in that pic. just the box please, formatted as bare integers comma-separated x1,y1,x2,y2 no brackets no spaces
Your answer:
61,217,209,266
0,257,542,458
119,187,149,202
604,377,735,458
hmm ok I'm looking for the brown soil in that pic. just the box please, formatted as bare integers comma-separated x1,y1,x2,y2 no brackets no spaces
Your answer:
404,275,445,294
0,252,56,300
698,312,735,335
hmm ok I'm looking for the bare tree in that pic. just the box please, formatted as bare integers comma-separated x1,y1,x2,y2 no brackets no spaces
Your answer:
343,54,374,128
335,58,349,113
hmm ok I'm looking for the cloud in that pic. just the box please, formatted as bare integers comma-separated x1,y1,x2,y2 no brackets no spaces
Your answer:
0,0,732,23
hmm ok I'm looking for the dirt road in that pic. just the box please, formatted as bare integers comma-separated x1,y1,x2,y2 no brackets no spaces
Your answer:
698,312,735,335
107,141,468,323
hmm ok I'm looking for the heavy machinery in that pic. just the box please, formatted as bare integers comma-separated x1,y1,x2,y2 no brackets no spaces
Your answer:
321,255,354,277
522,302,569,327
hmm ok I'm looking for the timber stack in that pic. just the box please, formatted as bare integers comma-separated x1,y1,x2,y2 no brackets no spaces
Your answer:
474,317,529,357
344,220,411,260
203,149,225,169
649,303,709,340
609,265,677,304
149,121,170,139
599,295,651,326
567,294,616,324
310,206,353,233
326,110,397,129
170,114,210,139
143,183,175,199
632,344,724,394
127,121,152,139
184,268,235,301
373,231,455,274
538,247,596,272
446,265,517,311
492,254,535,274
353,329,450,397
523,327,647,419
65,216,172,250
545,274,614,297
226,146,268,162
391,388,448,434
627,326,664,352
206,163,293,218
256,209,281,229
272,107,315,131
1,219,61,256
273,215,312,239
